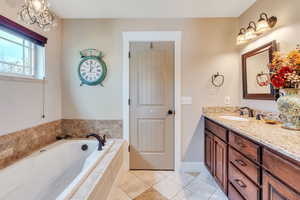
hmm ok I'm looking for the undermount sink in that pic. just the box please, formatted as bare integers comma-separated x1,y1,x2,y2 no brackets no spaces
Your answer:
219,116,249,122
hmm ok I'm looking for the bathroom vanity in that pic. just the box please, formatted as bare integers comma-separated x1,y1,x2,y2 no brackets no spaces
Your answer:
204,113,300,200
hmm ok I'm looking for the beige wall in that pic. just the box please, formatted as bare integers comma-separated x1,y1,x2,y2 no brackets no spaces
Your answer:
61,18,240,162
0,0,62,135
239,0,300,111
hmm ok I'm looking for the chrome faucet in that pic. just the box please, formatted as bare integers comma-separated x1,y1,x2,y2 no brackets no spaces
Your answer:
86,134,104,151
239,107,254,118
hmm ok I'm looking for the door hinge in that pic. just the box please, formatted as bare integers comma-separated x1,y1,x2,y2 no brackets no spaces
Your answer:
128,99,131,106
128,51,131,59
128,145,131,152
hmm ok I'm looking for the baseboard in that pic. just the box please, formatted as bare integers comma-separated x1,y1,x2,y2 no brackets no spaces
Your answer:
180,162,207,172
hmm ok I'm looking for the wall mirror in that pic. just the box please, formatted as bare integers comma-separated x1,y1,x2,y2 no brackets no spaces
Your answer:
242,41,277,100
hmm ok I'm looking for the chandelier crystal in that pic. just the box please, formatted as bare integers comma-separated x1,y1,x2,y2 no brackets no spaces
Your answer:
18,0,57,32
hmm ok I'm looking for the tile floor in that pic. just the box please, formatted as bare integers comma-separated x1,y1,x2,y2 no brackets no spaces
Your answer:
107,169,228,200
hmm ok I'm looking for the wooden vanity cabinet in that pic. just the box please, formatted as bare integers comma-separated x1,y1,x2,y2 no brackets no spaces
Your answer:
262,149,300,200
229,131,260,163
205,131,214,174
263,149,300,193
204,119,228,193
204,118,300,200
262,171,300,200
228,132,261,200
205,119,227,141
213,136,228,192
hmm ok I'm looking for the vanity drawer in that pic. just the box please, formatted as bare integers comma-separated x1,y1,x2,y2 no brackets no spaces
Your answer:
263,149,300,192
229,147,260,185
229,131,260,162
205,119,227,141
229,163,260,200
228,183,245,200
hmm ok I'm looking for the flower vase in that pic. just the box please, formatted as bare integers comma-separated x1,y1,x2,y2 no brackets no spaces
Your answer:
277,88,300,131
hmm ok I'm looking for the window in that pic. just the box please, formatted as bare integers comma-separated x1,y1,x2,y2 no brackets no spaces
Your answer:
0,15,47,80
0,28,44,79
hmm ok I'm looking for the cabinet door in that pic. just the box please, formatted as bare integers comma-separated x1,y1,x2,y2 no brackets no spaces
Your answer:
205,131,214,174
214,136,228,193
263,171,300,200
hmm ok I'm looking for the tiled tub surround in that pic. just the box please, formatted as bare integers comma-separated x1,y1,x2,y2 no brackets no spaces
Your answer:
62,119,123,139
0,120,62,169
203,106,300,162
0,119,123,170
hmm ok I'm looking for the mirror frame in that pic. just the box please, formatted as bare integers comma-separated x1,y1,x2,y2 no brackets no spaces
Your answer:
242,40,277,100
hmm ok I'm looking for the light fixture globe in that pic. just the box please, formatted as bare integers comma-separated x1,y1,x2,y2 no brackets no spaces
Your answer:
268,16,278,28
245,21,257,40
237,28,246,45
257,14,270,34
256,18,270,35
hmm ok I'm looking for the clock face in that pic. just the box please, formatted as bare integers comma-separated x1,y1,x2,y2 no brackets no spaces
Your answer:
79,58,103,83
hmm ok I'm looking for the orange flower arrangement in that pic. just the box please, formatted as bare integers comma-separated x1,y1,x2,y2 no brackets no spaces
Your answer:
269,47,300,88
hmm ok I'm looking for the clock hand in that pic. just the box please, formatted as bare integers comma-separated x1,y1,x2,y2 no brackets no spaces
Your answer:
89,63,92,73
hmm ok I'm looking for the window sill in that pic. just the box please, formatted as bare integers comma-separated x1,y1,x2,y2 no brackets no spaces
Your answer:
0,73,44,83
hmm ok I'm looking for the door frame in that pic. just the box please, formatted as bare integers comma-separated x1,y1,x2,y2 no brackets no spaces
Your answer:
122,31,182,171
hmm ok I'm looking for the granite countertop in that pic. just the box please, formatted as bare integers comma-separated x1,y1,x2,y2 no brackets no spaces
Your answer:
203,107,300,163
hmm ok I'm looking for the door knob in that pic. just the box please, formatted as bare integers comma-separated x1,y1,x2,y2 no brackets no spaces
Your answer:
168,110,174,115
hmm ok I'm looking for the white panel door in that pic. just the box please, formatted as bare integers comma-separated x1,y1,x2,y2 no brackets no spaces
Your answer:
129,42,175,170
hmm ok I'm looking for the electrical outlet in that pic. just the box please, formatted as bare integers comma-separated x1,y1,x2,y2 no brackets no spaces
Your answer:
224,96,231,105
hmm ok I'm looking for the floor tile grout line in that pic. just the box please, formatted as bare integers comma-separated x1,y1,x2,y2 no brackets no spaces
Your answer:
208,189,219,200
155,174,195,200
115,171,148,200
128,171,174,199
161,171,203,199
113,185,134,200
178,174,221,200
130,171,161,187
120,186,134,200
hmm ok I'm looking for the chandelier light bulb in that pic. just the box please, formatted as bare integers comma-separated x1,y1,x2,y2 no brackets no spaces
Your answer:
32,0,43,12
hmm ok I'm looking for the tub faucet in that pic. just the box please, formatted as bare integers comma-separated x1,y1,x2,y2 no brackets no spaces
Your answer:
102,135,106,145
86,134,103,151
239,107,254,118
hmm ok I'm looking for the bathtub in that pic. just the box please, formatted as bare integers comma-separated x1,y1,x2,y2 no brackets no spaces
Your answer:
0,139,114,200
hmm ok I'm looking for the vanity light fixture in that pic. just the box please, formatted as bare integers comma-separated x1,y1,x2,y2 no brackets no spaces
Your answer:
236,12,277,45
256,13,277,34
245,21,257,40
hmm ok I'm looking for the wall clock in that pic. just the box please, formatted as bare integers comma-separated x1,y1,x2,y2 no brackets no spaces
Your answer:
78,49,107,86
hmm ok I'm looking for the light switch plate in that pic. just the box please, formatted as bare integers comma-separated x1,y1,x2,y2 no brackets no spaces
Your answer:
181,96,192,105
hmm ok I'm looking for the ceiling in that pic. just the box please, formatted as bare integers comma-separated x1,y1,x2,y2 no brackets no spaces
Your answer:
49,0,256,19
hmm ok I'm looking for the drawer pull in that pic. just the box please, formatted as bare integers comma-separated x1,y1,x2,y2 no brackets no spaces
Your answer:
234,179,247,188
235,159,247,167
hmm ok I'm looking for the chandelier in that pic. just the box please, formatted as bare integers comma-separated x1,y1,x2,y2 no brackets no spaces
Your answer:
18,0,57,31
